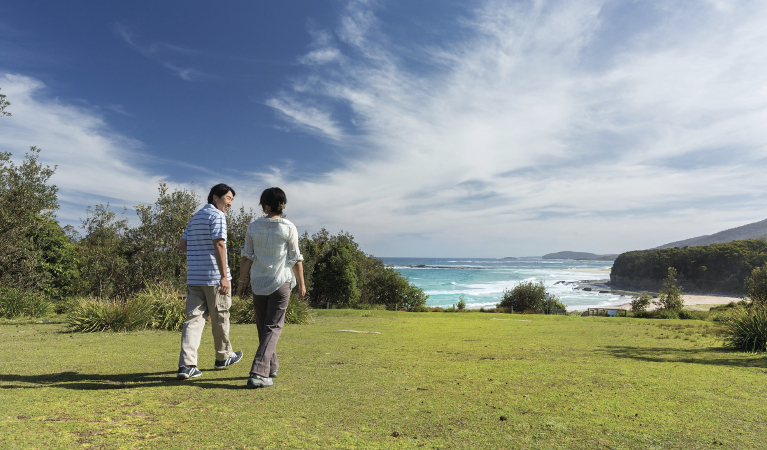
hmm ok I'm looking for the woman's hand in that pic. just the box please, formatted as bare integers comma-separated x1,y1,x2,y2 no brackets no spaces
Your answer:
298,283,306,298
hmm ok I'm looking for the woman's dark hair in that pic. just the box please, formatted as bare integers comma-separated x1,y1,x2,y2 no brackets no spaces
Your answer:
260,187,287,214
207,183,235,204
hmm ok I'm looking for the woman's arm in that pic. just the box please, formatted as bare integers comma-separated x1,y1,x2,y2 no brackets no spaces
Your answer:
292,261,306,297
236,256,253,298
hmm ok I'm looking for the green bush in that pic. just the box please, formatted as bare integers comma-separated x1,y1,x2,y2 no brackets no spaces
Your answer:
498,281,565,313
456,294,467,311
137,282,186,331
630,292,653,313
67,296,154,332
0,287,53,319
657,267,684,310
745,263,767,305
723,305,767,352
231,293,314,325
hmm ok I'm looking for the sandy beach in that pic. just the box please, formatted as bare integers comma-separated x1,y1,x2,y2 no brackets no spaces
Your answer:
561,268,744,310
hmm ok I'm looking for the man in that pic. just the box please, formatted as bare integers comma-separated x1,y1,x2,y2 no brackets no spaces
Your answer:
177,183,242,379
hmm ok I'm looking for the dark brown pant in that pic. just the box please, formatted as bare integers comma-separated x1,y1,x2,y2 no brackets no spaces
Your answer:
250,282,291,377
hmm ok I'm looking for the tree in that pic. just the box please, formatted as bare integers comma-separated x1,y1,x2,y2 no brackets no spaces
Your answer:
78,204,130,299
630,292,653,313
362,266,428,311
0,147,60,291
657,267,684,310
0,87,10,117
312,244,360,308
498,281,547,312
127,182,199,290
745,264,767,305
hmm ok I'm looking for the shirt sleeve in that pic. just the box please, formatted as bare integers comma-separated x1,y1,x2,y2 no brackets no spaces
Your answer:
181,226,188,240
286,224,304,267
241,224,256,260
210,211,226,241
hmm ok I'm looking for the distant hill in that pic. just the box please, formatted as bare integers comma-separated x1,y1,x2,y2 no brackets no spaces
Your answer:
542,251,618,262
656,218,767,249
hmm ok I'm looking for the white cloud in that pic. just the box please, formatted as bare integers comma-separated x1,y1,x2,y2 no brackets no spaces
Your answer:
262,0,767,256
0,73,181,226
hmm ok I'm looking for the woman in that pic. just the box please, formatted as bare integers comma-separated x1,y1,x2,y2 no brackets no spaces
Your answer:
236,187,306,388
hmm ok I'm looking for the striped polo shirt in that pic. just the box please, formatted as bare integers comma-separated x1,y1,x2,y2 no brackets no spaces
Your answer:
182,204,231,286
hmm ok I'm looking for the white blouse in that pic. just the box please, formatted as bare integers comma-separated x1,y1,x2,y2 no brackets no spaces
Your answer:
241,217,304,295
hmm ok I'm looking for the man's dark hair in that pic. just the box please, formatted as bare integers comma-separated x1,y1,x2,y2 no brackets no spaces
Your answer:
260,187,287,214
207,183,235,204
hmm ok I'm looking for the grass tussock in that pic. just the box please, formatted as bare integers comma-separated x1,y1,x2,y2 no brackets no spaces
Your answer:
0,287,53,319
723,304,767,352
231,292,314,325
67,282,186,332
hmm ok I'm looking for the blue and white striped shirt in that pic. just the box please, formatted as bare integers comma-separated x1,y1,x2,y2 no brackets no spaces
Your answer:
182,204,230,286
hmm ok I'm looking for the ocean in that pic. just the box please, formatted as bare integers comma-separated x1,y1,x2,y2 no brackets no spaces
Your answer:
380,257,626,310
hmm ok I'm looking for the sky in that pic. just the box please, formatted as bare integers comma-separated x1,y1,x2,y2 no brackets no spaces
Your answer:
1,0,766,257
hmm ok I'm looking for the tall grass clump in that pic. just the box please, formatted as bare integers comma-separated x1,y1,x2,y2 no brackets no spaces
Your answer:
231,293,313,325
138,282,186,331
0,287,53,319
67,297,154,332
723,305,767,352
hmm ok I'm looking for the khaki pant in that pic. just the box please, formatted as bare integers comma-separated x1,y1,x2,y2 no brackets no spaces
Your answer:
178,285,233,367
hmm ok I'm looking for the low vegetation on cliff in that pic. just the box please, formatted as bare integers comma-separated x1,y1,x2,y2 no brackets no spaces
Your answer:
611,239,767,293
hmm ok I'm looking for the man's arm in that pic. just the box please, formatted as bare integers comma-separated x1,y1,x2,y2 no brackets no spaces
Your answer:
178,238,187,253
213,238,230,295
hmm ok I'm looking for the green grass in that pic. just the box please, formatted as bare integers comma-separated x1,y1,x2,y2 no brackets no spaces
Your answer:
2,311,766,449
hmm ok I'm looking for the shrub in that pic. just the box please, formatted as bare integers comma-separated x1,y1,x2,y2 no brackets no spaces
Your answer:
231,293,314,325
653,309,680,320
723,305,767,352
456,294,467,311
136,282,186,331
498,281,546,312
745,264,767,305
630,292,653,313
67,297,154,332
657,267,684,310
0,287,53,319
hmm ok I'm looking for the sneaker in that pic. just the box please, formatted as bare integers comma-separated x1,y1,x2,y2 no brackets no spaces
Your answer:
269,370,277,378
247,373,274,388
215,351,243,370
177,366,202,379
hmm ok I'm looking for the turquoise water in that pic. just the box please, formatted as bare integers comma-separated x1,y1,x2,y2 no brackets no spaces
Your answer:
380,257,626,310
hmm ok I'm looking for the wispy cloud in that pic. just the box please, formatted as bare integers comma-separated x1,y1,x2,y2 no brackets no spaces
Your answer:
0,73,198,226
262,0,767,256
113,22,209,81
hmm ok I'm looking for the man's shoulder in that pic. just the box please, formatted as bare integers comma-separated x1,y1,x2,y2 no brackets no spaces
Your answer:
192,204,225,221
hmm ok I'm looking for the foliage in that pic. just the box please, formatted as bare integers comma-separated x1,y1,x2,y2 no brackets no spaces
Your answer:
657,267,684,310
456,294,467,311
77,204,131,299
230,293,313,325
135,282,186,331
0,87,10,117
361,266,428,311
498,281,564,313
611,239,767,293
67,297,154,332
300,228,426,311
127,183,198,292
723,304,767,352
0,286,53,319
630,292,653,313
744,263,767,305
285,293,313,325
0,148,66,294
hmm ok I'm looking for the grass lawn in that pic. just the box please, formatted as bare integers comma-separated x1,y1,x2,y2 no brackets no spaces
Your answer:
2,310,766,449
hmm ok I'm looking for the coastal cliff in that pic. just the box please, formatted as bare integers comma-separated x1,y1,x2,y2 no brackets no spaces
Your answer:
610,239,767,294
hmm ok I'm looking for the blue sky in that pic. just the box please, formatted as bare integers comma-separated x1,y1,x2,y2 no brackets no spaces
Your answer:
2,0,766,257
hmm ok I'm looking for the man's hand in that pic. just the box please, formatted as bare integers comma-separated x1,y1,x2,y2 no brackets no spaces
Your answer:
236,282,246,298
219,277,230,295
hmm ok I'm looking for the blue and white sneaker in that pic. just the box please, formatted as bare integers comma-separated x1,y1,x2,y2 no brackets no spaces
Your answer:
215,351,243,370
177,366,202,379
